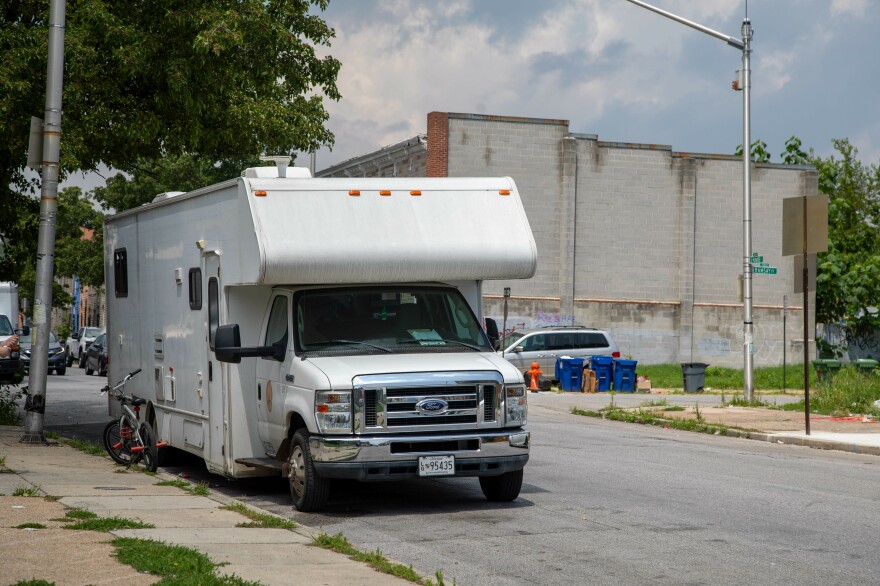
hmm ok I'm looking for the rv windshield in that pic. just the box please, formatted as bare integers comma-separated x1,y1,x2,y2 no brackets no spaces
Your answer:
295,287,492,355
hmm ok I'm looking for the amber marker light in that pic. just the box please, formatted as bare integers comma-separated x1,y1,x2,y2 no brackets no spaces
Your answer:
410,190,422,196
254,190,267,197
348,190,361,196
499,189,510,196
379,190,391,196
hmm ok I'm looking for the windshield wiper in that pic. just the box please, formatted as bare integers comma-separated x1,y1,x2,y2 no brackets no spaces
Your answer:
310,339,392,353
395,339,484,351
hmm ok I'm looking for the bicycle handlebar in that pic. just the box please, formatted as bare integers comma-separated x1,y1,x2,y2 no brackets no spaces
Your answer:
101,368,142,397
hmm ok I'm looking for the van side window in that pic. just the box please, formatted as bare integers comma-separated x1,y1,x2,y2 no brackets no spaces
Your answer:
113,248,128,297
208,277,219,349
263,296,288,359
188,268,202,310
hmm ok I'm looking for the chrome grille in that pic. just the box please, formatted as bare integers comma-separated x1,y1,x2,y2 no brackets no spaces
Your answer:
353,371,504,432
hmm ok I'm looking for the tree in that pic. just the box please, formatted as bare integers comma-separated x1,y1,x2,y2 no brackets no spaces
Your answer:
1,0,341,285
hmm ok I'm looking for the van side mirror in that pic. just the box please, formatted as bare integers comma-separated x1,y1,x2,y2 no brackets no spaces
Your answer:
485,318,500,350
215,324,285,363
71,331,80,340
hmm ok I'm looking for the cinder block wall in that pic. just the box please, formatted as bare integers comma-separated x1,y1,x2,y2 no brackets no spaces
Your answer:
430,112,816,367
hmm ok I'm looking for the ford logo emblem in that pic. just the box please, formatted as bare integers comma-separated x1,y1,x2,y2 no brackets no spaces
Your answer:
416,399,449,415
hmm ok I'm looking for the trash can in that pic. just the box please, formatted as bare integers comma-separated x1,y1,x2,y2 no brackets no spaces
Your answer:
855,359,878,374
613,359,638,392
812,359,841,382
555,356,572,382
556,357,585,392
590,356,614,392
681,362,709,393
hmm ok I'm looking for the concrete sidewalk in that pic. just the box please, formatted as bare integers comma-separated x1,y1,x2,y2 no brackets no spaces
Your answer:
0,426,409,586
529,390,880,456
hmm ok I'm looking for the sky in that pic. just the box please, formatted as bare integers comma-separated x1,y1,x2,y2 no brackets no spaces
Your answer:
62,0,879,190
297,0,880,172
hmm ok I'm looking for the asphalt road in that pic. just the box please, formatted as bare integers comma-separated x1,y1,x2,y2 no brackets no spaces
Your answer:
27,372,880,585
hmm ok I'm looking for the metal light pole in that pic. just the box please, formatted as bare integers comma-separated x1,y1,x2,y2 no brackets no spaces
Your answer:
623,0,755,400
22,0,67,443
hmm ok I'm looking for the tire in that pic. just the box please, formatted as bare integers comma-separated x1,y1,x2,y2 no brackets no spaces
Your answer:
56,365,66,376
85,362,94,376
288,429,330,512
479,469,524,502
66,353,73,367
102,419,136,465
78,352,86,368
138,421,159,473
99,359,107,377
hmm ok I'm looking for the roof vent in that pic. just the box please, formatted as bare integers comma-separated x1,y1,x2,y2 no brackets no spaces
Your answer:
242,166,312,179
151,191,186,203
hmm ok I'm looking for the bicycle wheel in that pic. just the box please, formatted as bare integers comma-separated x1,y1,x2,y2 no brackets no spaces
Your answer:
138,421,159,473
102,419,136,465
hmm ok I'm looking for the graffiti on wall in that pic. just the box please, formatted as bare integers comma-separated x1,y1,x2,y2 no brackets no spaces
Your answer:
485,312,574,342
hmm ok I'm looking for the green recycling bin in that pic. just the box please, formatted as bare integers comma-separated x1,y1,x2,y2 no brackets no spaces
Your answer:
855,359,879,374
812,359,842,382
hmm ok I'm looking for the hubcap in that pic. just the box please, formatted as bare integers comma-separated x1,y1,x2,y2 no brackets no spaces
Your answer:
290,445,306,498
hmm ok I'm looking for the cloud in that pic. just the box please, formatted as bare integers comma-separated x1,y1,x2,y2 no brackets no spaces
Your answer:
830,0,868,17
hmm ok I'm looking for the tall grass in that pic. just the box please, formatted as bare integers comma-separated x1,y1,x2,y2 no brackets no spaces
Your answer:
804,367,880,416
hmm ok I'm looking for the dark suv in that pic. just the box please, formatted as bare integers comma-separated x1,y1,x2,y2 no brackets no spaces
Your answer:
499,326,620,381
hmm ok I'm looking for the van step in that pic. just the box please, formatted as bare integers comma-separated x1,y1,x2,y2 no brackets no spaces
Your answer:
235,457,283,472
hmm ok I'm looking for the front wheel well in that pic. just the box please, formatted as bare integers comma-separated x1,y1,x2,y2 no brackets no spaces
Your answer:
277,412,308,462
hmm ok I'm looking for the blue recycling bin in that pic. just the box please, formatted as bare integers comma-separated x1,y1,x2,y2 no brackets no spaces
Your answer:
589,356,614,391
613,358,638,392
556,357,585,391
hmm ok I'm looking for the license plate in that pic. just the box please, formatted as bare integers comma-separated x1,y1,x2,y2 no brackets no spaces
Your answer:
418,455,455,477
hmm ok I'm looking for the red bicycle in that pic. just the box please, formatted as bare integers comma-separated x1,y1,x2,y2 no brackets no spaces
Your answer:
100,369,165,472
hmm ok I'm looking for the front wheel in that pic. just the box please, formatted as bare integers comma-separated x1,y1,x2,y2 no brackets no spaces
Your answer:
479,469,524,502
288,429,330,512
78,353,86,368
56,365,66,376
138,421,159,473
102,419,135,465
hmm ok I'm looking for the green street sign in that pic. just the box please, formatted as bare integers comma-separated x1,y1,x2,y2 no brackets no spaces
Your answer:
753,266,777,275
750,255,763,263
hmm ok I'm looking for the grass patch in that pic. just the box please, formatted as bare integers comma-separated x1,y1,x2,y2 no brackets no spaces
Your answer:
13,485,42,497
16,523,47,529
571,406,736,435
45,431,106,457
636,363,818,390
662,406,686,412
221,503,297,529
313,532,454,585
65,516,154,531
10,581,55,586
724,394,773,408
113,537,263,585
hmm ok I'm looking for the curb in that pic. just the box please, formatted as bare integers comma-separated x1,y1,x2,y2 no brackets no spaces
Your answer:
721,428,880,456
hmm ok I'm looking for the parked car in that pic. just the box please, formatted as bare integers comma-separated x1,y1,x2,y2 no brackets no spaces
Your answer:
66,326,104,367
83,333,108,376
0,314,23,383
500,326,620,381
20,330,67,375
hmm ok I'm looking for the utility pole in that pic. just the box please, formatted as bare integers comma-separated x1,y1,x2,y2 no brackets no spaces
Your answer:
623,0,756,400
22,0,67,443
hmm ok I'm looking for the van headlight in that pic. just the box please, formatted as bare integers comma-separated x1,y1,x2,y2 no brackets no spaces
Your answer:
316,390,352,434
505,384,527,426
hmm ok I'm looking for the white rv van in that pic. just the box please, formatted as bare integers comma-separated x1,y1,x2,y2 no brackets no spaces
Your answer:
104,165,537,511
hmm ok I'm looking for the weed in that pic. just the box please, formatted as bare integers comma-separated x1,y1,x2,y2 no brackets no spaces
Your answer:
662,406,686,412
44,431,60,440
13,485,42,497
0,455,9,472
314,532,450,585
694,402,703,422
639,398,668,407
16,523,47,529
0,383,25,425
65,516,154,531
113,537,262,585
221,503,297,529
64,509,98,520
156,478,210,496
62,437,105,457
724,394,771,408
570,406,740,436
10,580,55,586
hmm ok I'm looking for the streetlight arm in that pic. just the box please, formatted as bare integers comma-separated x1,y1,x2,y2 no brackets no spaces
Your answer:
622,0,744,49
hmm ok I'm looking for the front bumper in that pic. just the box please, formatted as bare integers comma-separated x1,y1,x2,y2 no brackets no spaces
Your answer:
22,351,66,371
311,429,529,481
0,357,22,379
